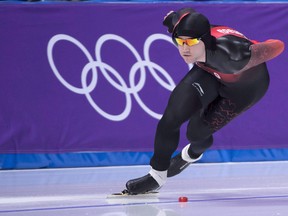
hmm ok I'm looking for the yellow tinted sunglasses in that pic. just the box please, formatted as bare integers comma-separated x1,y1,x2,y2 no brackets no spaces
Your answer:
174,38,200,46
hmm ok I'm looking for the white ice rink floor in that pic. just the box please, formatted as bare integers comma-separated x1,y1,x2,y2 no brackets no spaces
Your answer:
1,161,288,216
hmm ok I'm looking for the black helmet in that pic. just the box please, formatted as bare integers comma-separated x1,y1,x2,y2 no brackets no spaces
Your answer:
163,8,215,50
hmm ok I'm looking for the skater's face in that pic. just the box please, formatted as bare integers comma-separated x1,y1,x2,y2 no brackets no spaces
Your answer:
176,36,206,64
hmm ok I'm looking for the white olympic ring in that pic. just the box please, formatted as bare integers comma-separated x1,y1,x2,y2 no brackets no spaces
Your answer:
47,33,181,121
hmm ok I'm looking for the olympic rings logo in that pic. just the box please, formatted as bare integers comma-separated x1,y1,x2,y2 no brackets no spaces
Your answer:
47,33,179,121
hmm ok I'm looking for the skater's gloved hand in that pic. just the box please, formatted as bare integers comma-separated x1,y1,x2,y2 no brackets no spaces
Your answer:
163,8,197,34
163,11,176,33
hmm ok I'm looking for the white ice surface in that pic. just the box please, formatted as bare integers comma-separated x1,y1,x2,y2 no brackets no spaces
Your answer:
1,161,288,216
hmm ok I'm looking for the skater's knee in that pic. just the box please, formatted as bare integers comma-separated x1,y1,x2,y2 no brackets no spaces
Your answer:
158,111,183,130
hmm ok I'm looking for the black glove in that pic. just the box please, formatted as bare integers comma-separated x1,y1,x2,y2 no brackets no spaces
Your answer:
162,8,197,34
163,11,176,33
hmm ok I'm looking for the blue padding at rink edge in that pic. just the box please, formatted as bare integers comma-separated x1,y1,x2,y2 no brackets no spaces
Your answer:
0,148,288,169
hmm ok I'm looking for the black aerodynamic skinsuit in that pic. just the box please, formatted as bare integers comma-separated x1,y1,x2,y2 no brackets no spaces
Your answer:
150,25,284,171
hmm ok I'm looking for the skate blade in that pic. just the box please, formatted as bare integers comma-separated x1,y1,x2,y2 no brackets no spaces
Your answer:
107,189,158,199
106,190,159,204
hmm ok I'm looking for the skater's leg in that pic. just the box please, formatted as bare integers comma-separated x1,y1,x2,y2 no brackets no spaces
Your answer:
126,82,203,193
150,66,220,171
126,67,218,194
150,86,202,171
